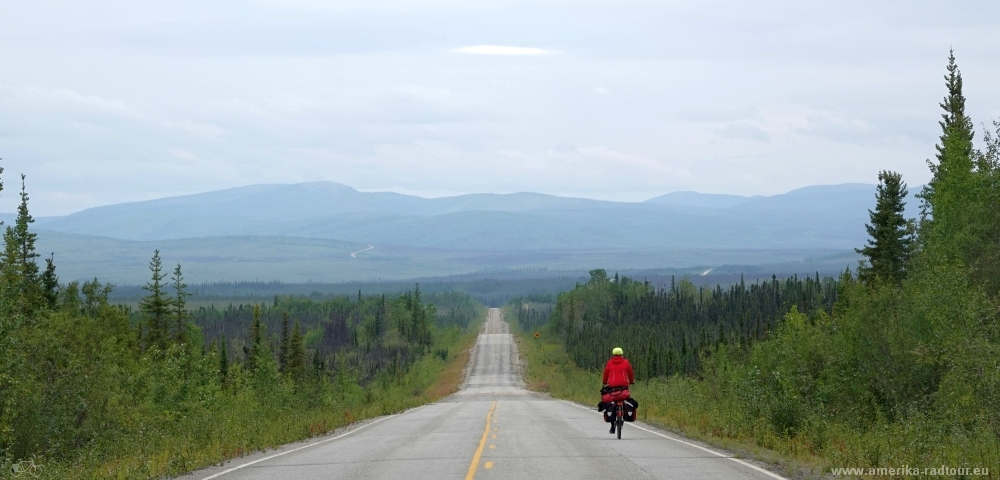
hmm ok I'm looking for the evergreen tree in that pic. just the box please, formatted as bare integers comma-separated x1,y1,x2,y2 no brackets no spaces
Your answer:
245,304,265,372
218,335,229,387
374,294,386,340
41,253,59,309
139,250,170,350
311,349,324,380
918,49,977,252
287,321,306,382
170,263,190,344
0,175,42,316
856,171,914,284
279,312,290,374
410,284,431,346
14,177,39,287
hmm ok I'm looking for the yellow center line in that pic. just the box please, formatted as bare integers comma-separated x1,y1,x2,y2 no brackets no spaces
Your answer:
465,401,497,480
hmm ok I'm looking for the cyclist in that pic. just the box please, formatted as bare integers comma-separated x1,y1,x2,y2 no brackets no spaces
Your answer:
600,347,634,433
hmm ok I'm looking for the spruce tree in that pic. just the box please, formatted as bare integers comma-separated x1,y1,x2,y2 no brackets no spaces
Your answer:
373,295,385,340
218,334,229,387
41,254,58,309
245,304,265,372
139,250,170,350
856,171,914,284
279,312,290,374
287,321,306,382
170,263,190,344
918,49,977,252
14,177,39,287
0,175,42,316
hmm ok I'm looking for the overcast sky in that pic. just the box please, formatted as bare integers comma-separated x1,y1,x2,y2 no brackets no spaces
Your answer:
2,0,999,216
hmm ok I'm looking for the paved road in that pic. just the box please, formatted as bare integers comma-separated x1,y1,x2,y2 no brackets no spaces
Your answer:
183,309,784,480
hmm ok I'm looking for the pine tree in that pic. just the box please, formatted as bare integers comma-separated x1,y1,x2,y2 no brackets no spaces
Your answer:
170,263,190,344
856,171,914,284
41,253,58,309
139,250,170,350
918,49,977,252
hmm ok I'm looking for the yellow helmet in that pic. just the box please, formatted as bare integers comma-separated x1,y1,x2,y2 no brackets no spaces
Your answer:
612,347,623,356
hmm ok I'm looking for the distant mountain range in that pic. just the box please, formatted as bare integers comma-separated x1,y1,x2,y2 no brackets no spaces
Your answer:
1,182,922,283
23,182,919,251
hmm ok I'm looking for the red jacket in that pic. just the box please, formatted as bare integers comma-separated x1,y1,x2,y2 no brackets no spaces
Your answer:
602,357,634,387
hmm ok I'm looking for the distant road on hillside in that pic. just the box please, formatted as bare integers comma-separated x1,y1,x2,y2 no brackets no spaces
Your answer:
349,245,374,258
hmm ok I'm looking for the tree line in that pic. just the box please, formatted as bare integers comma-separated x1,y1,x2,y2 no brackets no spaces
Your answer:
540,270,837,379
532,50,1000,469
0,168,481,475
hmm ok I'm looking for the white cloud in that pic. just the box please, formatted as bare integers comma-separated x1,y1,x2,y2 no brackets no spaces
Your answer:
453,45,552,55
2,0,1000,216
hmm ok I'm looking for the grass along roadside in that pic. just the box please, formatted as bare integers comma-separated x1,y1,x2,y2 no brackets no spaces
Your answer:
510,317,818,479
419,317,483,401
13,317,484,480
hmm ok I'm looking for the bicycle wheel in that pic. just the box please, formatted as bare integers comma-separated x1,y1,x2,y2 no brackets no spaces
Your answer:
616,407,623,439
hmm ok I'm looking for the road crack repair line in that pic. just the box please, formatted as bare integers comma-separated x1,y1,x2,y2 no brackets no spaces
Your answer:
464,400,497,480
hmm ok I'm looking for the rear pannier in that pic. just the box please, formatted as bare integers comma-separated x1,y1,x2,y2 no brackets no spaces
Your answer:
623,398,639,422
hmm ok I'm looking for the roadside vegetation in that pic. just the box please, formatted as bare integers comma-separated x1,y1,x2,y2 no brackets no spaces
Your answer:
513,51,1000,477
0,178,484,479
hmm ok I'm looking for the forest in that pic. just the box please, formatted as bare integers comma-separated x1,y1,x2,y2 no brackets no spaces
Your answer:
535,271,837,379
520,52,1000,472
0,181,483,478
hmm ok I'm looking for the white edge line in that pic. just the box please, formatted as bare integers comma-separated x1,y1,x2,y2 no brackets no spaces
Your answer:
559,400,787,480
201,405,425,479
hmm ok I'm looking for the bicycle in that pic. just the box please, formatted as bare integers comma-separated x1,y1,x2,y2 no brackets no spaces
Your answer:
599,386,637,439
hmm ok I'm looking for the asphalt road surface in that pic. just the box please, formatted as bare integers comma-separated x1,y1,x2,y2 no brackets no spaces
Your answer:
182,309,785,480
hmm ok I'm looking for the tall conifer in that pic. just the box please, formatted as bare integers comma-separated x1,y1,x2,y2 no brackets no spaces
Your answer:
857,171,914,284
139,250,170,350
41,254,58,309
287,321,306,382
218,334,229,387
279,312,290,374
918,49,977,252
245,304,265,372
170,263,190,344
1,176,42,316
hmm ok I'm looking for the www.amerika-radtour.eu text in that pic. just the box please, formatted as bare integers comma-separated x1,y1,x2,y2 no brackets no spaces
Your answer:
830,466,989,477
